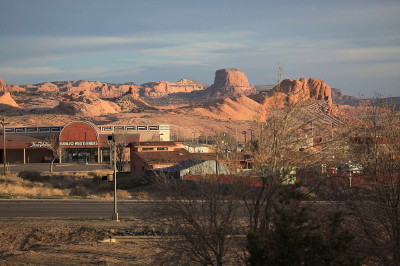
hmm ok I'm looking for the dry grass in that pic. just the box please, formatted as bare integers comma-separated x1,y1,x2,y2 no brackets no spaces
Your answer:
90,169,113,178
131,191,149,200
0,172,155,200
0,174,68,197
117,189,131,199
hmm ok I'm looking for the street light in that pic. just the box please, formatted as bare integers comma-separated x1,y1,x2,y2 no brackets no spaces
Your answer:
108,133,119,222
1,117,9,176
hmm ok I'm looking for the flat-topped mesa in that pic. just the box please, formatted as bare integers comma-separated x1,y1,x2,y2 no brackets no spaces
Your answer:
205,68,256,98
139,79,206,98
273,77,332,104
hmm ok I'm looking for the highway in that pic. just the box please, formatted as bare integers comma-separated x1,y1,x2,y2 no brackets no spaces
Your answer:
0,199,160,218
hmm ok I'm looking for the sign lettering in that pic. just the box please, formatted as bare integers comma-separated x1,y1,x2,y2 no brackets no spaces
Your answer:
60,141,98,146
30,142,51,148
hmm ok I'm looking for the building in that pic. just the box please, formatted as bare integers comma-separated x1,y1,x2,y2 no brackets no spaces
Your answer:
0,121,170,164
182,143,216,153
130,141,217,175
151,159,230,179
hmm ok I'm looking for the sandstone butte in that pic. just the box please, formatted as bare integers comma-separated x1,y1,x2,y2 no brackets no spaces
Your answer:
204,68,256,98
273,77,333,104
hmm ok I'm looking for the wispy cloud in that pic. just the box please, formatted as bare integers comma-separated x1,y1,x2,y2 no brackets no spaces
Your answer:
0,66,64,76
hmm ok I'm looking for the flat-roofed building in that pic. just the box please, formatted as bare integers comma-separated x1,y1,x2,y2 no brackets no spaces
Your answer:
0,121,170,164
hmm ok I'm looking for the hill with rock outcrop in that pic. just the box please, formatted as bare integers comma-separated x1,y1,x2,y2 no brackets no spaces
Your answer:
2,70,396,141
273,77,332,104
53,91,121,116
1,78,206,99
140,79,207,98
0,92,19,108
115,89,157,112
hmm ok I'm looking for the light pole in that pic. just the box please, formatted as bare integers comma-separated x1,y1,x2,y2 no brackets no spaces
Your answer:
112,133,119,221
1,117,9,176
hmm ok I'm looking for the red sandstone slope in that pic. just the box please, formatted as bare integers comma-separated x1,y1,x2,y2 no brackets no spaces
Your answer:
115,89,157,112
53,91,121,116
0,92,20,108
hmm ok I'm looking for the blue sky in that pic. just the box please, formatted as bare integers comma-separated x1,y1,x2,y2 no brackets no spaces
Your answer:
0,0,399,97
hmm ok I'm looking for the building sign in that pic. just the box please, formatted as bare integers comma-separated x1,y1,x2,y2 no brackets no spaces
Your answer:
60,141,98,146
30,142,51,148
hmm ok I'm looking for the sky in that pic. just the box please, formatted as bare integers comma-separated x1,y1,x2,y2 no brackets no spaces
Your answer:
0,0,399,97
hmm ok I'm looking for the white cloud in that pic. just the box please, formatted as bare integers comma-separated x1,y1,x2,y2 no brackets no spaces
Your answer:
0,66,64,76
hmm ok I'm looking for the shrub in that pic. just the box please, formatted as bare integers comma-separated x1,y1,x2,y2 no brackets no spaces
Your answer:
69,185,89,197
131,191,149,200
18,171,48,182
117,189,131,199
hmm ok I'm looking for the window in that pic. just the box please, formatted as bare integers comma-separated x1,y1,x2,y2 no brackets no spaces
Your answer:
157,147,168,151
142,148,154,151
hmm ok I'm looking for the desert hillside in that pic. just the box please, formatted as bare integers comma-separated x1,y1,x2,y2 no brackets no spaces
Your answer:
0,69,395,139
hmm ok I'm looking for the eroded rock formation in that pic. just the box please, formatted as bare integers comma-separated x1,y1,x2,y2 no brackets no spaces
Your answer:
115,89,157,112
204,69,256,98
0,79,5,91
0,92,20,108
273,77,332,104
54,91,121,116
140,79,206,98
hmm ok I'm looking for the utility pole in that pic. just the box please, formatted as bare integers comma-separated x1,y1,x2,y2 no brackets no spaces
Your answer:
1,117,9,176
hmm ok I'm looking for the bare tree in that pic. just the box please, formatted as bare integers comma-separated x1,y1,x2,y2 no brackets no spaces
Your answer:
45,134,63,172
344,103,400,265
154,175,246,265
109,130,129,172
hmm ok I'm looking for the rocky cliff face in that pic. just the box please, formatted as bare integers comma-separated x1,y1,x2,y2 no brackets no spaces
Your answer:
0,79,5,91
204,69,256,98
139,79,206,98
273,77,332,104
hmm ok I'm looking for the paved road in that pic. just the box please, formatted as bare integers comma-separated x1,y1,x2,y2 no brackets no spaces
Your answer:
0,200,160,218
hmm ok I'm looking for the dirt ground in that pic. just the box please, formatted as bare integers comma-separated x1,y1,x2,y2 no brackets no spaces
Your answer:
0,218,161,265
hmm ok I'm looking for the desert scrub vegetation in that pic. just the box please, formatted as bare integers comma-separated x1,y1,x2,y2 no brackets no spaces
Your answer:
0,174,67,198
0,170,143,199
